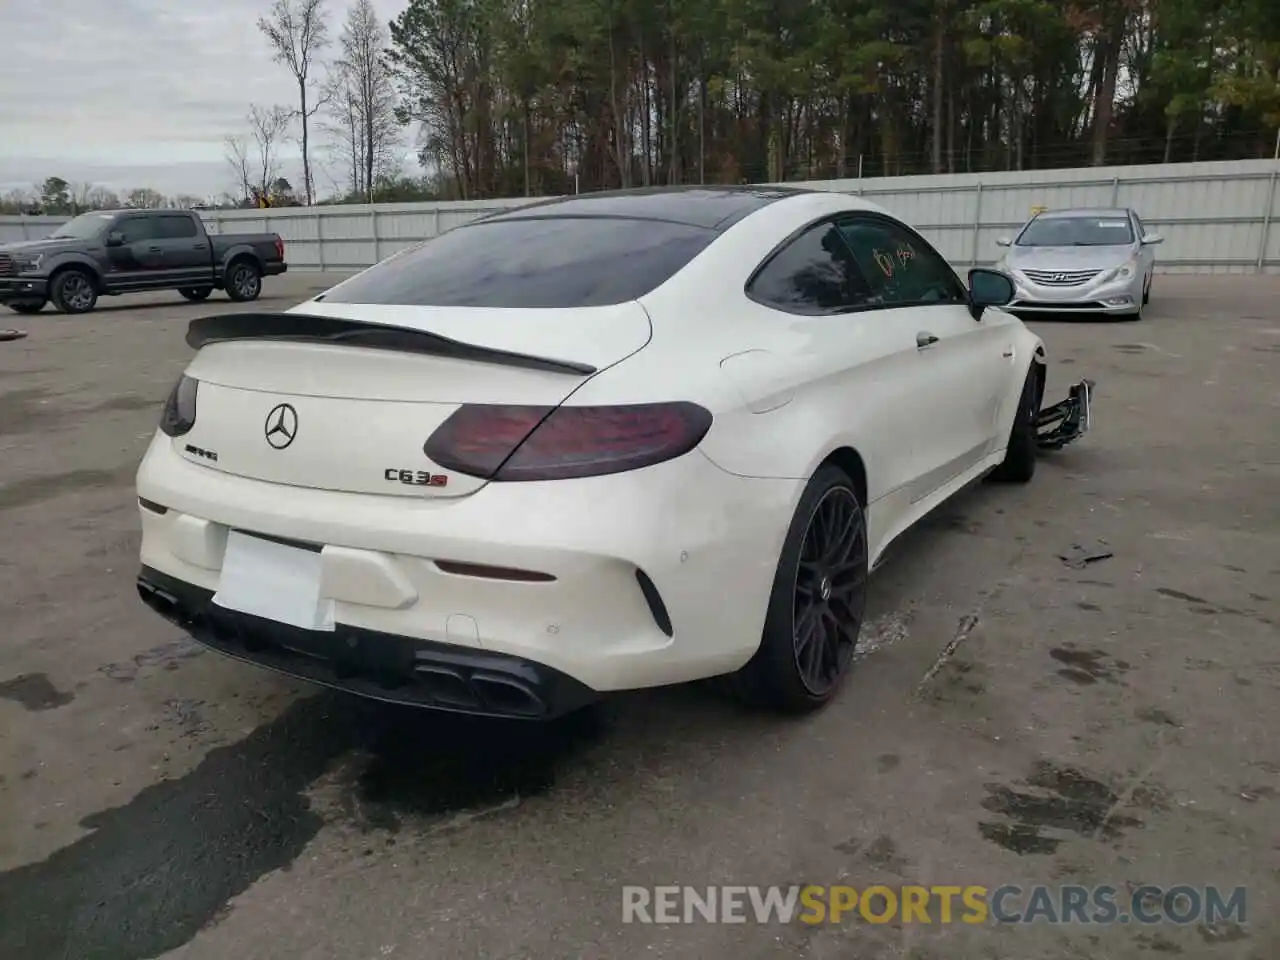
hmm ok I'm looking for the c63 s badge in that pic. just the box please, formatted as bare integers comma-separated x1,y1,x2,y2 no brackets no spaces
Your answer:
385,468,448,487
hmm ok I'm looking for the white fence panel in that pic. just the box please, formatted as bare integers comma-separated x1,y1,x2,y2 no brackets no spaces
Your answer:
4,159,1277,274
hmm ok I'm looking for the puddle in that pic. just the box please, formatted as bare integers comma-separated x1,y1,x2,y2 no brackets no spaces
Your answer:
0,672,74,711
1050,646,1131,685
978,760,1156,855
0,692,604,959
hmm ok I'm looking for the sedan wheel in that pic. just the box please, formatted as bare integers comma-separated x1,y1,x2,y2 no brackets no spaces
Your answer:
792,486,867,696
729,465,868,712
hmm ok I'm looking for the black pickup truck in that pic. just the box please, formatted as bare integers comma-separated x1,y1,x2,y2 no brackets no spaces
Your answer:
0,208,287,315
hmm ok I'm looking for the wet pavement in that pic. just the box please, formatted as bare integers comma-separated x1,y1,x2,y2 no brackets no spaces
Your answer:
1,274,1278,958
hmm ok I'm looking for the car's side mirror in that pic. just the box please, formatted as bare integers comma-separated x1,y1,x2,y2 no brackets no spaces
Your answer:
105,231,125,247
967,268,1015,320
1141,232,1164,245
995,237,1012,247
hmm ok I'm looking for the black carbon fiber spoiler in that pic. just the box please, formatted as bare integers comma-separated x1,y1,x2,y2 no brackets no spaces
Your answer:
186,312,597,376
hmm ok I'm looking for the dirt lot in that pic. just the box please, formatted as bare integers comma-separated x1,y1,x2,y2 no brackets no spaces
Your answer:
0,274,1277,960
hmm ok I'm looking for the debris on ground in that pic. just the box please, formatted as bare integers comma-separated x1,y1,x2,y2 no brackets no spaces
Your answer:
1058,540,1114,569
0,329,28,342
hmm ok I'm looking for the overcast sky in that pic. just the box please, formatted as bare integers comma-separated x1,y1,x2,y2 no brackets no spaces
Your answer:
0,0,414,201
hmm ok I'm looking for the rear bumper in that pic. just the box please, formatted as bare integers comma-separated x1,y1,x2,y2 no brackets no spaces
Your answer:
135,432,800,698
137,566,596,718
264,262,287,277
0,277,49,302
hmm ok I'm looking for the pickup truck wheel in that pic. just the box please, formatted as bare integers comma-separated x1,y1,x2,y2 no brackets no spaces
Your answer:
225,261,262,302
50,269,98,314
179,287,213,302
7,299,46,315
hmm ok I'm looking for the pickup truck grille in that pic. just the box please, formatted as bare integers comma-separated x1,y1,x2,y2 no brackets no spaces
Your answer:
0,255,13,277
1021,268,1101,287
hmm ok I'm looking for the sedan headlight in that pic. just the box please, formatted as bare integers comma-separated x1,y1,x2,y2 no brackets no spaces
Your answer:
1098,258,1138,284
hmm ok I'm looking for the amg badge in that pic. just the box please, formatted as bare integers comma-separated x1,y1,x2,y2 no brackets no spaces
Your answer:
385,468,448,487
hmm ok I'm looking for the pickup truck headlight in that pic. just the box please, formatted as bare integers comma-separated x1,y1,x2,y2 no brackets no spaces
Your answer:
10,254,43,273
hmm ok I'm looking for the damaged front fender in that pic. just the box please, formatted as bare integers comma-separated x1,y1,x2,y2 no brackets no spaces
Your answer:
1037,379,1094,450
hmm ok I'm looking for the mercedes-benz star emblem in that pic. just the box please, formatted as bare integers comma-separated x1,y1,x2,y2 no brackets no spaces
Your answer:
264,403,298,450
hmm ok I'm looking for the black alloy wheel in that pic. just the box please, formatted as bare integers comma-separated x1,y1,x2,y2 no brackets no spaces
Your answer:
792,486,868,696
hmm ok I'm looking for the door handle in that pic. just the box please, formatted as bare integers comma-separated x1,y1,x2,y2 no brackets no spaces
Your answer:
916,332,939,349
147,245,162,253
191,244,206,250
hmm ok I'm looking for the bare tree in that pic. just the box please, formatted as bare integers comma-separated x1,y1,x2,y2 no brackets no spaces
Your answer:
247,105,293,199
126,187,166,209
224,134,253,204
84,186,121,210
329,0,401,202
258,0,330,205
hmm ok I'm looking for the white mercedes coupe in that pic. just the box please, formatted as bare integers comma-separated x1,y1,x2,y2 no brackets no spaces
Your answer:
135,187,1092,719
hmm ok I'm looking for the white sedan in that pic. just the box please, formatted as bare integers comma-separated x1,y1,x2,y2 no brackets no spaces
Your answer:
135,187,1091,718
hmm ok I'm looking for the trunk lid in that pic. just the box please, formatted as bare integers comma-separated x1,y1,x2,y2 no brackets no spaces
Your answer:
174,303,651,499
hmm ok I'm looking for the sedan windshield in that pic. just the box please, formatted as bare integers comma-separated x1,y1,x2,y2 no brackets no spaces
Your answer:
47,212,114,241
1016,216,1134,247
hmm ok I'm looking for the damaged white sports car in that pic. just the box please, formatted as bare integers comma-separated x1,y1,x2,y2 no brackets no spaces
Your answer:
135,186,1091,718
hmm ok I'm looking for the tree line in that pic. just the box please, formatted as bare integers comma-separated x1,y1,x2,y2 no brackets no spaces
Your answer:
5,0,1277,214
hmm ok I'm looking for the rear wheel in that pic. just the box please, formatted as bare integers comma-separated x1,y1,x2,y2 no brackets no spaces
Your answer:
7,299,45,315
989,365,1039,483
224,261,262,302
730,466,868,712
49,269,98,314
179,287,212,302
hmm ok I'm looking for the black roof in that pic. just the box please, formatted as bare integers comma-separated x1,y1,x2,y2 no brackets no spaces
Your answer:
476,185,815,232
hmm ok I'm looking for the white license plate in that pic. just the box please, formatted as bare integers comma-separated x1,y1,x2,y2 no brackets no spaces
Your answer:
213,531,336,632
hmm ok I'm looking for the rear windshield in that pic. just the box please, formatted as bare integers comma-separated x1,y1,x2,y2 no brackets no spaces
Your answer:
1016,216,1134,247
323,216,717,308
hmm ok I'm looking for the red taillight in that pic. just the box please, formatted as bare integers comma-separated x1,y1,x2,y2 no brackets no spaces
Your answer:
424,402,713,481
274,235,285,260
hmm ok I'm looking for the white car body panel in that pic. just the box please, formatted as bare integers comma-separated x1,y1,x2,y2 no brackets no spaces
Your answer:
136,189,1053,707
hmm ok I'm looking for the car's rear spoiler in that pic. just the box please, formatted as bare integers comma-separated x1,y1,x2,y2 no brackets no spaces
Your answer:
1037,379,1094,450
186,312,597,376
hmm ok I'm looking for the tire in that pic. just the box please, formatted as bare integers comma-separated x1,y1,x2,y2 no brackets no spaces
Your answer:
7,299,45,315
729,465,869,713
1142,275,1151,306
989,365,1039,484
49,269,98,314
179,287,213,302
224,260,262,302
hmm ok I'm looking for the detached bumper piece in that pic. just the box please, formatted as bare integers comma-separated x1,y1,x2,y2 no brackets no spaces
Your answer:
1037,378,1094,450
137,567,597,720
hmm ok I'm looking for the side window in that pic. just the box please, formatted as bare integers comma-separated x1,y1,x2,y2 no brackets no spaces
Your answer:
836,217,966,307
747,222,872,314
157,215,198,239
117,216,161,244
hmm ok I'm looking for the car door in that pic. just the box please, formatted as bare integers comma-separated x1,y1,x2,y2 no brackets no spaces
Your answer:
834,213,1012,502
156,214,210,286
736,221,933,509
106,214,167,288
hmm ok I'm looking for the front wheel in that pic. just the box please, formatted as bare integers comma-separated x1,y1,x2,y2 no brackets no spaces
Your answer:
179,287,212,302
989,365,1039,483
49,269,98,314
7,299,45,315
224,261,262,302
729,466,868,712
